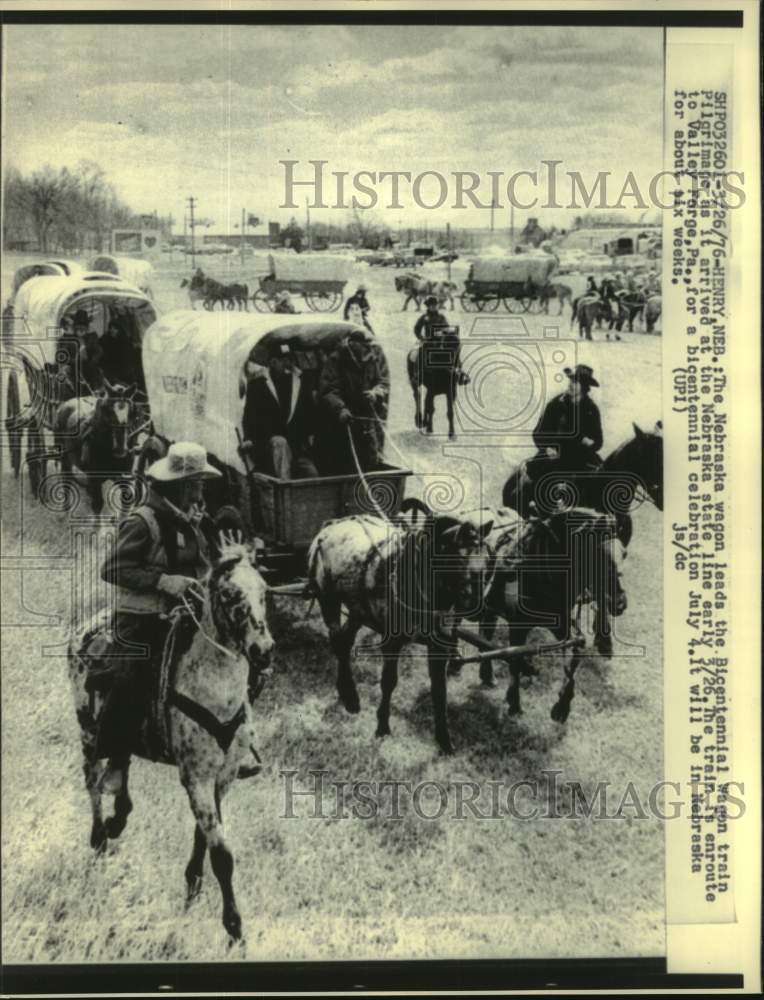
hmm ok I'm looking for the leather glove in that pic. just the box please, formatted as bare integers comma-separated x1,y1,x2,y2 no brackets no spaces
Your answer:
338,409,353,426
239,439,254,454
158,574,197,598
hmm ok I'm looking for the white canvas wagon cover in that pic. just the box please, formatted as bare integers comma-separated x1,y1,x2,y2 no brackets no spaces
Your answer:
142,310,370,475
89,255,155,292
267,253,351,283
470,254,557,285
12,273,157,366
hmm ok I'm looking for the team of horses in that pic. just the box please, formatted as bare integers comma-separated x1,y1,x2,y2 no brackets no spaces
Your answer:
180,272,250,311
54,308,663,944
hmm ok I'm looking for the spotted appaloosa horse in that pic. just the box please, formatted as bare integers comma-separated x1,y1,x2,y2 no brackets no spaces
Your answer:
54,381,139,514
307,498,494,754
68,538,273,944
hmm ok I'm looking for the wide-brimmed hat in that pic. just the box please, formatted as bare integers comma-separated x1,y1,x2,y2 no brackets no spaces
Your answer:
146,442,221,481
356,283,367,292
424,295,439,307
564,364,599,388
71,309,91,327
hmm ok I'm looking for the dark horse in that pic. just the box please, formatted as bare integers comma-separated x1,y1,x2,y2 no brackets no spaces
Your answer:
502,422,663,552
54,381,140,514
407,328,469,440
456,506,627,715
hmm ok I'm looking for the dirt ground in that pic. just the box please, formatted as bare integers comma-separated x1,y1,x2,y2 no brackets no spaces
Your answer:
1,250,664,961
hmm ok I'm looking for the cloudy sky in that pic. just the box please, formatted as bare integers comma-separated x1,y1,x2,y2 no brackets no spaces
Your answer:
3,23,664,233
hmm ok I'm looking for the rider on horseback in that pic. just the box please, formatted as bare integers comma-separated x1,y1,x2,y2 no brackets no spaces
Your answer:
414,296,449,341
93,442,221,794
527,364,603,485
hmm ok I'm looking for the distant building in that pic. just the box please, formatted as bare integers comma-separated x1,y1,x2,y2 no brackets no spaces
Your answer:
199,232,273,248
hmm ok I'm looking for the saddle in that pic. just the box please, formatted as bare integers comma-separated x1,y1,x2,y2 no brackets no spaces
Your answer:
81,610,198,764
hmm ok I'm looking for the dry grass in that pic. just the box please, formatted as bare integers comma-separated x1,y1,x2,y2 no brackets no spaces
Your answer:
1,252,664,962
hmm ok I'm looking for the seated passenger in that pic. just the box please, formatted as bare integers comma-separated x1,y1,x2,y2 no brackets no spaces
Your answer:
78,330,106,395
241,341,318,479
101,319,138,386
316,328,389,473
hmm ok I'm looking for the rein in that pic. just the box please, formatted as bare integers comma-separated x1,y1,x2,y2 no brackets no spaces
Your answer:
180,591,239,661
346,425,394,524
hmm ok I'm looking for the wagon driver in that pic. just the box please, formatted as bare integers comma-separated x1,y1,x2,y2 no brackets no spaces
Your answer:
317,328,389,473
92,442,260,793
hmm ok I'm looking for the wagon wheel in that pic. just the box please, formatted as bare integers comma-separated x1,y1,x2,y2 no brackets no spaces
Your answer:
5,369,24,479
26,417,47,501
306,290,341,313
252,289,274,313
460,291,478,312
503,296,524,314
477,295,500,313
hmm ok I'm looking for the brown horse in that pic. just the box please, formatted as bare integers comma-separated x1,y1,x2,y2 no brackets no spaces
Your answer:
54,380,139,514
68,537,274,944
407,327,469,439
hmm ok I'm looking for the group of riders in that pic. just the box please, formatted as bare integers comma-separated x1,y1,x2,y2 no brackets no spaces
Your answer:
577,268,660,335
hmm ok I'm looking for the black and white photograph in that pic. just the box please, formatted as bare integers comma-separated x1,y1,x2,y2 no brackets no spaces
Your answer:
0,4,759,994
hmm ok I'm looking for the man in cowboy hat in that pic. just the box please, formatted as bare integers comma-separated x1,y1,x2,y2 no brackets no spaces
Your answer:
528,364,604,480
343,283,371,328
241,341,318,479
317,327,389,473
414,295,449,342
93,442,223,792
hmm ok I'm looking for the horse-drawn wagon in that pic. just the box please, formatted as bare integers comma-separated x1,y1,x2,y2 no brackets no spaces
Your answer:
461,254,557,313
251,254,350,313
140,310,411,582
4,272,157,499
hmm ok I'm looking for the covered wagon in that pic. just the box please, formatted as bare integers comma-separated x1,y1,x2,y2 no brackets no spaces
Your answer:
5,272,157,497
252,254,351,313
89,255,155,298
461,254,558,313
141,310,410,581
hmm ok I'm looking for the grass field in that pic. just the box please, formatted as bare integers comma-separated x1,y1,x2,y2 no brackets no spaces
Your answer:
1,251,664,962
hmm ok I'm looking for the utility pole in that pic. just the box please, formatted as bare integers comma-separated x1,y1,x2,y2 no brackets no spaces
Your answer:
186,195,197,270
446,222,452,282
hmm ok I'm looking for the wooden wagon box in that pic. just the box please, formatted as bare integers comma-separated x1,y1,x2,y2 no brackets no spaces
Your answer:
248,464,410,550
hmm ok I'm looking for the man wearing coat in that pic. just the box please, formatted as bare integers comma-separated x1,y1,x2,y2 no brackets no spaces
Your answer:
527,364,604,480
241,341,318,479
317,329,390,472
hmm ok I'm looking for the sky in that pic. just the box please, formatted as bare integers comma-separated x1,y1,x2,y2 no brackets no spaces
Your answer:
2,24,664,235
